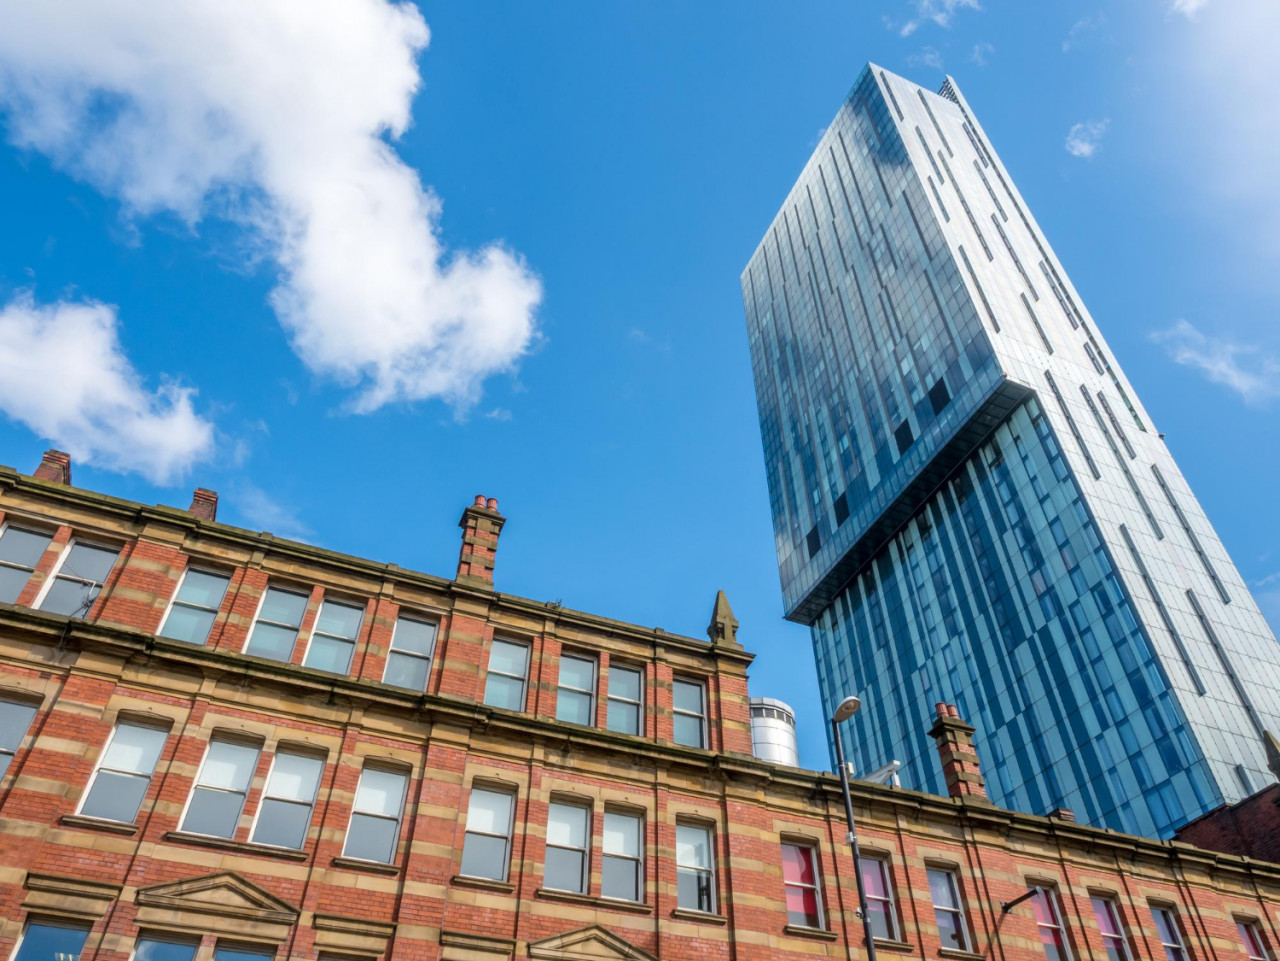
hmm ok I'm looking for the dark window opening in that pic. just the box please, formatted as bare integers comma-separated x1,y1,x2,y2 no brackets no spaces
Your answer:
929,378,950,416
895,421,915,456
834,492,850,526
806,525,821,558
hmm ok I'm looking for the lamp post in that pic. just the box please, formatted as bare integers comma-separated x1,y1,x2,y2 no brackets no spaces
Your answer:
832,695,879,961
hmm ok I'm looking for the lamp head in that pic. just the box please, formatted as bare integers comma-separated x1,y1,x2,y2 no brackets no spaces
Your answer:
833,695,862,724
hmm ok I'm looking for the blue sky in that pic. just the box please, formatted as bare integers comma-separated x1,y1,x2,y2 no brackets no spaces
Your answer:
0,0,1277,768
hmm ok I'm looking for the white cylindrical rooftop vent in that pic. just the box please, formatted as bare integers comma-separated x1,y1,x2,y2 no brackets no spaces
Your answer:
750,696,799,766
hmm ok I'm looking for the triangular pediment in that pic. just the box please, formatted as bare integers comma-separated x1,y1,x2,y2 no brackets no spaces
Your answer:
136,872,297,923
528,926,655,961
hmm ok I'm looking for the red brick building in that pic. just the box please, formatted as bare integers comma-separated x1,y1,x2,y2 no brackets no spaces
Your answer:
0,451,1278,961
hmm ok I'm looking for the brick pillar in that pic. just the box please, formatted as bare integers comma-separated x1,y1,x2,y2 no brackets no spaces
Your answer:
927,702,988,801
32,450,72,485
456,495,505,587
189,488,218,521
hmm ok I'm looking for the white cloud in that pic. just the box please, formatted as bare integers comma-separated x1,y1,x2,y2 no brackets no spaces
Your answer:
1065,119,1110,159
1062,14,1107,52
1171,0,1211,18
0,0,542,415
969,43,995,67
0,294,214,483
1149,320,1280,406
890,0,980,37
907,46,945,71
229,483,312,542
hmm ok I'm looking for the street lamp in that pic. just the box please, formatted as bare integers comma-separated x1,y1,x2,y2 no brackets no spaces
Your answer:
831,695,879,961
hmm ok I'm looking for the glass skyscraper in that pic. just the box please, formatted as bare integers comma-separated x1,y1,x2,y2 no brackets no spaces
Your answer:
740,64,1280,838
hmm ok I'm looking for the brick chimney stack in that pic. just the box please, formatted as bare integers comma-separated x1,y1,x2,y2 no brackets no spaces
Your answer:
33,449,72,485
928,702,988,801
189,489,219,522
456,495,505,587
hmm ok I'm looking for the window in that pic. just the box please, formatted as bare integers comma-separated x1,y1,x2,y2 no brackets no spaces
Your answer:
250,750,324,849
133,938,198,961
343,766,408,863
928,867,968,950
39,542,119,617
180,738,260,838
861,856,898,940
483,639,529,711
675,822,715,913
1032,887,1070,961
1091,897,1130,961
1152,907,1187,961
12,921,89,961
1239,921,1268,961
782,842,823,929
0,697,39,780
556,654,595,726
0,526,51,604
672,678,707,748
601,810,642,901
213,947,273,961
460,786,514,881
545,800,590,893
79,720,168,823
303,599,364,674
606,665,643,735
159,569,230,645
245,586,308,661
383,616,437,690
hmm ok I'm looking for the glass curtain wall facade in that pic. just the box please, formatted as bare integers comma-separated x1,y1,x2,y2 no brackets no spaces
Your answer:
741,64,1280,838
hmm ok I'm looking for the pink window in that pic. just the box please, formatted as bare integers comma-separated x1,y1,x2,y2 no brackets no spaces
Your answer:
782,842,822,929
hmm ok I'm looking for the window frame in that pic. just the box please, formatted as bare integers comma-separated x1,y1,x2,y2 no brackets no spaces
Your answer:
1237,919,1268,961
178,736,262,839
341,764,409,864
1151,906,1188,961
301,596,365,675
860,854,899,941
0,694,40,783
10,919,91,961
926,865,969,951
1031,885,1071,961
0,522,53,604
158,566,232,646
247,747,325,850
381,614,438,691
605,663,644,736
672,677,708,749
243,584,310,662
675,820,716,914
128,934,200,961
1090,895,1132,961
34,537,120,618
555,652,597,727
600,808,644,903
76,717,170,824
544,798,592,894
459,784,516,882
781,840,825,930
483,638,530,712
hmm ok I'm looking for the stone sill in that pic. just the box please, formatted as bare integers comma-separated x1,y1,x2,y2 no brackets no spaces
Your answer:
162,830,308,861
784,925,838,941
939,949,985,961
59,814,139,836
534,888,653,915
670,908,729,925
873,938,915,953
451,874,515,894
331,855,400,876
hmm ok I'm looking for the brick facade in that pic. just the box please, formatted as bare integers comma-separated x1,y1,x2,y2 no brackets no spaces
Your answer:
0,454,1278,961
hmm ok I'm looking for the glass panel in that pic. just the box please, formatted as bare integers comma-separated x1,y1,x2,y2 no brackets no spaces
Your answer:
176,570,229,609
782,844,816,886
134,939,199,961
466,789,512,834
14,923,90,961
484,673,524,711
673,713,704,748
606,700,640,735
182,788,244,837
392,617,436,656
102,723,167,775
547,802,588,848
460,831,507,880
1239,923,1264,960
1092,898,1119,937
609,665,641,702
488,640,528,677
866,900,893,940
860,859,887,899
1153,910,1177,946
545,846,585,893
1031,890,1055,926
355,768,407,817
258,587,308,626
603,812,640,857
61,544,118,583
201,741,259,791
786,883,821,928
928,869,958,909
213,947,273,961
0,755,11,780
673,680,704,715
938,910,966,949
40,578,102,616
0,528,51,568
556,689,593,726
559,655,594,691
345,812,398,862
159,604,217,644
602,855,639,901
676,824,711,869
81,770,150,822
384,651,429,690
252,797,311,848
245,622,298,661
303,634,354,674
267,753,323,802
316,601,362,639
0,565,31,604
0,699,38,752
677,868,712,912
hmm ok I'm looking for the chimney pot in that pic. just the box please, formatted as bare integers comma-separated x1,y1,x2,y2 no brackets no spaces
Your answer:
935,702,947,717
189,488,219,522
32,449,72,486
486,497,498,511
474,495,486,507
